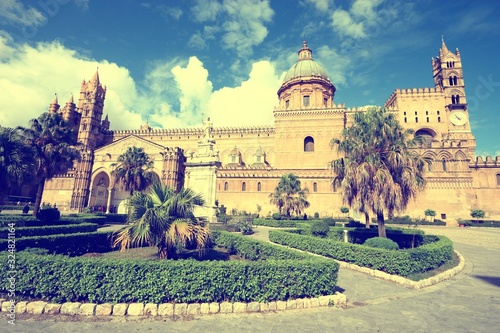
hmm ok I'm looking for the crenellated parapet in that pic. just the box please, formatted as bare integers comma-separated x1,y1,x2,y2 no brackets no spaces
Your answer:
474,156,500,168
384,87,443,108
107,125,275,138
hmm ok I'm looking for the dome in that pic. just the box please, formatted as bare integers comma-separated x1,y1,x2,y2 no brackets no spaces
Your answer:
282,41,330,84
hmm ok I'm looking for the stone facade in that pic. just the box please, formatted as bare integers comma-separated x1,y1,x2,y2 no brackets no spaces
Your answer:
41,40,500,221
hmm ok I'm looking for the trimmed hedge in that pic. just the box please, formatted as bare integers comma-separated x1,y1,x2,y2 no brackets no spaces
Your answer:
464,220,500,228
347,228,425,249
269,230,453,277
0,231,339,304
0,231,115,256
0,215,106,227
0,223,98,238
384,216,447,226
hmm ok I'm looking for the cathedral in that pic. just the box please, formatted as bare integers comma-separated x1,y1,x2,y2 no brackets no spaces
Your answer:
41,40,500,223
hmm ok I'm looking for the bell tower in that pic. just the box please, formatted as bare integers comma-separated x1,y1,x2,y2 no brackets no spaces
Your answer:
71,69,107,212
432,37,471,132
77,69,106,150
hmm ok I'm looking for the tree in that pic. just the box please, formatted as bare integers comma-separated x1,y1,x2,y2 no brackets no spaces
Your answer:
113,182,210,259
111,147,158,195
470,209,485,222
0,126,34,204
269,174,310,218
330,107,429,238
17,113,80,216
340,206,349,217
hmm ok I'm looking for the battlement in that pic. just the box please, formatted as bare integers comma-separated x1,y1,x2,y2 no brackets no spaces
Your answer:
107,125,275,137
384,87,443,107
474,156,500,167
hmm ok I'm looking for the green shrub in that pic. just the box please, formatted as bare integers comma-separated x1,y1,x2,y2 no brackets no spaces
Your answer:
464,220,500,228
271,213,282,220
269,230,453,277
0,231,339,304
0,223,98,238
314,212,320,219
21,247,50,255
346,220,365,228
348,228,425,249
322,217,336,226
0,231,115,256
36,207,61,223
310,221,330,238
253,218,300,228
363,237,399,250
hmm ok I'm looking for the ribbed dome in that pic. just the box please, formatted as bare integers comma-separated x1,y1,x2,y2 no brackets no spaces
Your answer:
282,41,330,84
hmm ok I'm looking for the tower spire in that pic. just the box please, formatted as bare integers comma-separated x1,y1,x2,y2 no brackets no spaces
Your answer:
440,35,450,56
91,67,100,85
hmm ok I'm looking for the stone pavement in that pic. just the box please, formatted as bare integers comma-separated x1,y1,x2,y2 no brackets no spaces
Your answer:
5,227,500,333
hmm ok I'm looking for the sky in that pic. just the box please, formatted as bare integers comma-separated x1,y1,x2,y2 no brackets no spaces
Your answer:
0,0,499,157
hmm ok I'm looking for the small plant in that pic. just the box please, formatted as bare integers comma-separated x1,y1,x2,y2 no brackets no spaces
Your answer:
36,207,61,223
311,221,330,238
313,212,320,219
424,209,436,222
272,213,282,220
363,237,399,250
470,209,485,222
340,206,349,217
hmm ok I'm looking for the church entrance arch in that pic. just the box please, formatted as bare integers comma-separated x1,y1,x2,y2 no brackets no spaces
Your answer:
89,172,110,212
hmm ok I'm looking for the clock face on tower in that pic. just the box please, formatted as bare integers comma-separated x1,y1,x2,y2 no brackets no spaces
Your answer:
450,111,468,126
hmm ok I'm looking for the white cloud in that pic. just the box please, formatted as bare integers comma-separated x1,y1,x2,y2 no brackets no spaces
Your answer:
0,0,46,28
331,9,366,39
208,60,280,127
74,0,90,11
0,32,282,134
190,0,274,57
316,45,351,86
0,35,142,130
331,0,385,39
305,0,333,12
157,5,183,20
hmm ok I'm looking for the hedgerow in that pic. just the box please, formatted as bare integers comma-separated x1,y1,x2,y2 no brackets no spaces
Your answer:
0,231,339,304
269,230,453,277
0,223,98,238
0,231,115,255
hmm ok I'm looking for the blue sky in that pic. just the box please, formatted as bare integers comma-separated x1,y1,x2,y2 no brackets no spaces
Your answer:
0,0,499,157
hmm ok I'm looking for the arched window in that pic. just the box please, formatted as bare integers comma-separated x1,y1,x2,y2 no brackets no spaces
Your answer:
496,174,500,186
453,76,458,85
304,136,314,152
442,158,447,172
404,117,407,123
415,129,434,148
449,77,453,86
415,117,418,123
257,182,261,192
313,182,318,192
224,182,228,191
242,182,246,191
426,117,429,123
438,116,441,122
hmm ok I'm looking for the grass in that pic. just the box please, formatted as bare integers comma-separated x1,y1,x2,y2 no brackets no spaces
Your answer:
406,252,460,281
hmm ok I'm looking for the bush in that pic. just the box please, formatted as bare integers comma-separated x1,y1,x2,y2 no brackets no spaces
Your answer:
322,218,336,226
464,220,500,228
310,221,330,238
0,231,339,304
0,231,115,256
363,237,399,250
269,230,453,277
314,212,319,219
346,220,365,228
253,218,302,228
21,247,50,255
36,208,61,223
0,223,98,238
271,213,282,220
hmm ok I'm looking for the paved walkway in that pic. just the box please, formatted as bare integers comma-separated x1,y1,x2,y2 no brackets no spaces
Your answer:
6,227,500,332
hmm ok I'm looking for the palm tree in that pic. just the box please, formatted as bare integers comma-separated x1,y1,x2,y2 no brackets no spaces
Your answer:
111,147,158,195
113,182,210,259
269,174,310,218
0,126,34,204
17,113,80,216
331,107,429,238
